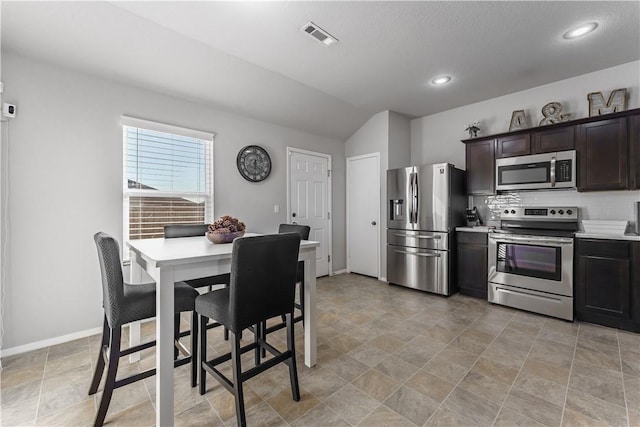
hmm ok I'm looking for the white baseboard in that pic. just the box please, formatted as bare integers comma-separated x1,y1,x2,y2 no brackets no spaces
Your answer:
380,276,387,282
332,269,348,275
0,327,103,358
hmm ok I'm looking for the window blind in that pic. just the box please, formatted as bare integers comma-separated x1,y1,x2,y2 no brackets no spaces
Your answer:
123,120,213,241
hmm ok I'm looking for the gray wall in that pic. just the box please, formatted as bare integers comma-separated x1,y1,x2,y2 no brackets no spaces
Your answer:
1,52,346,350
388,112,411,170
410,60,640,229
344,110,411,280
410,61,640,169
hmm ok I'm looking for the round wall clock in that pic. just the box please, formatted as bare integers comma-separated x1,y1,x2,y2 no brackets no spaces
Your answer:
236,145,272,182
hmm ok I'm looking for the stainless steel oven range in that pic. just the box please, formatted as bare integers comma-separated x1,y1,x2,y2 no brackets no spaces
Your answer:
488,206,579,321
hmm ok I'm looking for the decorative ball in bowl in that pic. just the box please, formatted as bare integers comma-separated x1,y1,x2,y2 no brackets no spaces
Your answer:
206,230,245,244
206,215,246,244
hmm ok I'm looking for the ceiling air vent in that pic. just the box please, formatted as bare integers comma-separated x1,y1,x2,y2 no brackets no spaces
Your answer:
300,21,338,46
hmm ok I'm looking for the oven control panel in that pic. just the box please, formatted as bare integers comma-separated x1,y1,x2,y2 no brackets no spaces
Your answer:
500,206,578,221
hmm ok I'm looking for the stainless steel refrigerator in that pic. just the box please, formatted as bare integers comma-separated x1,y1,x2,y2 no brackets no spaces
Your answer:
387,163,466,295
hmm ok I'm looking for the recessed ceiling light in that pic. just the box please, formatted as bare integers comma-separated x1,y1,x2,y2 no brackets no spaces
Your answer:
431,76,452,85
563,22,598,39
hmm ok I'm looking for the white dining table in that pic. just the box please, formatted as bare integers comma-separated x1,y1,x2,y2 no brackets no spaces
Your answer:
126,233,319,426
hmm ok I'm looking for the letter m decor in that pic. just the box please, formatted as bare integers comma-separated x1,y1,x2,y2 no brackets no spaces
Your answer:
588,89,627,116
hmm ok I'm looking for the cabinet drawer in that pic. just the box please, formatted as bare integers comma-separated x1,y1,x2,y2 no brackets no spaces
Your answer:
577,239,630,259
457,231,487,245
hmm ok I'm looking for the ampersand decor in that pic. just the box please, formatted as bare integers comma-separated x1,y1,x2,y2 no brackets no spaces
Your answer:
539,102,571,126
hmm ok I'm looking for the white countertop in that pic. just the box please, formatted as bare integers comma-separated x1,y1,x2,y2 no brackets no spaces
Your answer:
456,226,494,233
575,232,640,241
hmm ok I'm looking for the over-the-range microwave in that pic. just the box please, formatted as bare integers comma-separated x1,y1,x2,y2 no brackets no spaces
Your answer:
496,150,576,191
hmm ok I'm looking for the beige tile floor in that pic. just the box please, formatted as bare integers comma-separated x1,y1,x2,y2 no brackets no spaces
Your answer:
2,273,639,426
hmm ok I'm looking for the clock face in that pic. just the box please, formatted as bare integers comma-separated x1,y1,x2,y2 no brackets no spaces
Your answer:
236,145,272,182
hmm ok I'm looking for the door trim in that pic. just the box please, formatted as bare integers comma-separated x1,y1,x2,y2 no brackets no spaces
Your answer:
286,147,333,276
346,152,380,279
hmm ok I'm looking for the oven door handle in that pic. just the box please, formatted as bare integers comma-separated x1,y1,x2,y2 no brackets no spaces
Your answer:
495,286,564,303
489,235,573,245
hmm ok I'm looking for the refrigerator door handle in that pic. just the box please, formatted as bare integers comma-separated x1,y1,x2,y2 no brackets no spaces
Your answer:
410,172,419,224
392,249,441,258
391,233,441,239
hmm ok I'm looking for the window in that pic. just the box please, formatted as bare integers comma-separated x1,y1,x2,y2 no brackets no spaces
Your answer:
123,117,214,241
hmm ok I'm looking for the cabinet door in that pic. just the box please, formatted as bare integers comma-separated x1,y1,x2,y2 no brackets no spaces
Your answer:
496,134,531,158
576,239,631,328
532,126,575,153
465,139,495,195
630,114,640,189
457,234,488,299
633,242,640,327
577,118,628,191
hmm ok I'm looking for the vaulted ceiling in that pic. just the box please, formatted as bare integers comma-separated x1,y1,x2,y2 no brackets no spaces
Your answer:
3,1,639,140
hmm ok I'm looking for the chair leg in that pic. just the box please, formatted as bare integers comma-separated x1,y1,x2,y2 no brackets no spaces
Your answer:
260,321,267,359
254,322,261,366
94,326,121,427
198,315,208,394
174,313,181,360
88,316,109,395
191,311,198,388
286,313,301,401
231,332,247,427
299,281,305,328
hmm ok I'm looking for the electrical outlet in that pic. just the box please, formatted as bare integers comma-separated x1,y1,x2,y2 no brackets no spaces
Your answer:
274,204,280,214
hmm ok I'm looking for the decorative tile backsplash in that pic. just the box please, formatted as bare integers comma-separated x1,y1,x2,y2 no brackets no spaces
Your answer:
470,189,640,232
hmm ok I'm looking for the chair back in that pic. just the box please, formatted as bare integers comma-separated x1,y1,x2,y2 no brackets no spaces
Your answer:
164,224,209,238
278,224,310,240
93,232,125,328
229,234,301,332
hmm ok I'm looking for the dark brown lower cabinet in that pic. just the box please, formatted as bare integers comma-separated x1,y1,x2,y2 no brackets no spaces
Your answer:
456,231,488,299
575,238,640,332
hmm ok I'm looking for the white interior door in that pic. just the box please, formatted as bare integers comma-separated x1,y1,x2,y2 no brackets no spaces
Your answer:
347,153,380,278
288,148,331,277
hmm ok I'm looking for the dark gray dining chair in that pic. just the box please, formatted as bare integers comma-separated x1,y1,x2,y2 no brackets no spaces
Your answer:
254,224,309,359
90,232,198,427
165,224,231,339
195,233,301,427
278,223,310,323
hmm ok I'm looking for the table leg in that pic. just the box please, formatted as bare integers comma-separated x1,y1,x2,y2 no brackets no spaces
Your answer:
302,248,317,367
128,252,143,363
155,266,175,426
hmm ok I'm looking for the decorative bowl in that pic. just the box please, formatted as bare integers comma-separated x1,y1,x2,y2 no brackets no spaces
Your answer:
206,230,245,244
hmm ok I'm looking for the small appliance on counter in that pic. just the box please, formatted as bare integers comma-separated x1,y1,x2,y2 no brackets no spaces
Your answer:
465,207,482,227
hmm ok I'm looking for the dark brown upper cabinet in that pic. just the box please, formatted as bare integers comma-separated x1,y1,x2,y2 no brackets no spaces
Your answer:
496,134,531,158
577,118,628,191
464,138,495,195
461,108,640,195
532,126,575,154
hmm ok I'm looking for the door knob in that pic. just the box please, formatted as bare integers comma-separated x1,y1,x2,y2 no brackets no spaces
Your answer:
371,221,377,225
292,212,297,218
